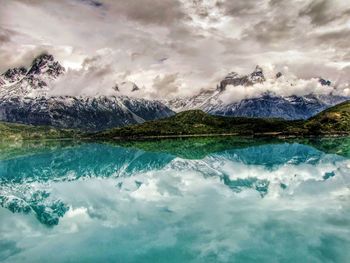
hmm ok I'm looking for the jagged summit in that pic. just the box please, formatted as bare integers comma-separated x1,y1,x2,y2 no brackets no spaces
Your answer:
27,53,65,78
131,83,139,91
319,78,331,86
0,53,66,98
114,81,140,94
276,72,282,79
217,65,266,91
30,53,54,68
249,65,265,83
166,65,348,120
0,53,65,90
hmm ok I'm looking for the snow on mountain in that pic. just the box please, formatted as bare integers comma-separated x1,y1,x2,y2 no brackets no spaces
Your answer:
204,93,347,120
0,54,174,131
1,55,347,129
217,65,266,92
165,66,349,120
0,53,65,98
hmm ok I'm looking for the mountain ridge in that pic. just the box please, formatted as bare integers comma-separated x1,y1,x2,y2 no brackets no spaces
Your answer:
1,100,349,141
0,53,174,131
165,66,348,120
1,54,348,131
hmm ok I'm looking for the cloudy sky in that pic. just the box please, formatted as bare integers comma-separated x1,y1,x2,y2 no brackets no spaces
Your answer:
0,0,349,98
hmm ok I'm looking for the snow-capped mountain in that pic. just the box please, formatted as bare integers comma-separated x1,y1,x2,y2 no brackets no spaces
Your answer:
1,55,348,130
203,93,349,120
0,54,65,98
217,65,265,91
166,66,349,120
0,54,174,131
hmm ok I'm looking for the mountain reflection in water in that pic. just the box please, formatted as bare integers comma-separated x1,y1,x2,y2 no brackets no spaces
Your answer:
0,137,349,263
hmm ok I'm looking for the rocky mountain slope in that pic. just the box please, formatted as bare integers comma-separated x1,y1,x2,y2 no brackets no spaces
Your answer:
0,54,174,131
3,100,348,141
166,66,348,120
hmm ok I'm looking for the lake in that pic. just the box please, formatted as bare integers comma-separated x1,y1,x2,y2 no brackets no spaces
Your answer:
0,137,349,263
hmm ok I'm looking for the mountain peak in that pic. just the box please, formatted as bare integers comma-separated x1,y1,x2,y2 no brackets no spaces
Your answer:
33,53,54,64
131,83,140,91
276,72,282,79
0,53,66,97
114,81,140,94
319,78,331,86
253,65,263,73
249,65,265,83
27,53,65,78
218,66,266,91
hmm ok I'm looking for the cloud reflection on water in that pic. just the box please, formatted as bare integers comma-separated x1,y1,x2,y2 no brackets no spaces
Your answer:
0,138,349,262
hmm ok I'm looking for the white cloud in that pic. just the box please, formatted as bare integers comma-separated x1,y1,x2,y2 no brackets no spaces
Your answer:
0,0,349,98
218,75,339,104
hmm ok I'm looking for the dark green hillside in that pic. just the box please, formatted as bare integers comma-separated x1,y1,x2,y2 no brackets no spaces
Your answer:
0,121,79,141
96,110,300,139
96,101,350,139
304,101,350,134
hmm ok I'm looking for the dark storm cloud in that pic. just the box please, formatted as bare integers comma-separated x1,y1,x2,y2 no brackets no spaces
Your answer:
106,0,186,25
0,23,53,72
216,0,264,16
226,0,303,44
152,73,179,97
0,46,52,73
6,0,185,25
299,0,350,26
0,28,12,44
79,0,103,8
243,16,296,44
315,28,350,49
219,0,349,46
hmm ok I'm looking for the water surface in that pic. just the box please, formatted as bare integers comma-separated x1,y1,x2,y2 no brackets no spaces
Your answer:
0,137,349,262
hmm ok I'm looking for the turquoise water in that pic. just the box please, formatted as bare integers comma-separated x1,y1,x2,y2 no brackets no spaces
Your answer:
0,138,349,262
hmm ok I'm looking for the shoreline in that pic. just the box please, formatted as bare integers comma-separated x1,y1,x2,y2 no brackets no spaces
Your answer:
105,132,350,141
1,132,349,143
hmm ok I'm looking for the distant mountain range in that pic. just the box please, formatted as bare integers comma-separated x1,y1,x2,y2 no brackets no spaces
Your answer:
0,54,348,131
1,100,349,141
165,66,349,120
0,54,174,131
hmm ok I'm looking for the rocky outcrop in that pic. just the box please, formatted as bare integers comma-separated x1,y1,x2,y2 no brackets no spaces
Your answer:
2,67,27,83
319,78,331,86
217,65,266,91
